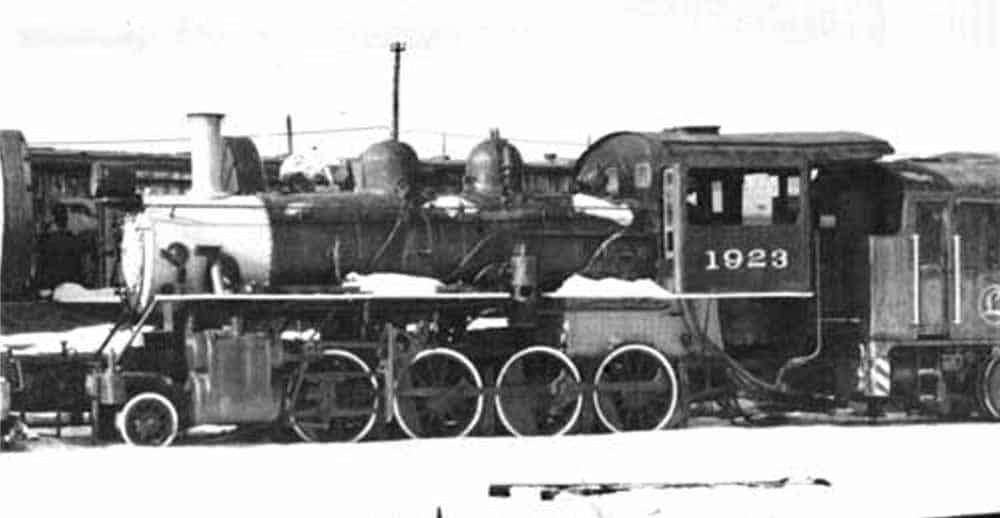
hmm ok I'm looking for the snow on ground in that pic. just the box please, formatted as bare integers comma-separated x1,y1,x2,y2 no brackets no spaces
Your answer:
3,422,999,517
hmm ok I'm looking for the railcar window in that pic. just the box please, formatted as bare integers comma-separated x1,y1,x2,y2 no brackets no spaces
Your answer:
915,202,945,265
686,168,800,226
956,203,1000,270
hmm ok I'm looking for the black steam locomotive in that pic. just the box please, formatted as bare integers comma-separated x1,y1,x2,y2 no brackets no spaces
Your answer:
8,114,1000,446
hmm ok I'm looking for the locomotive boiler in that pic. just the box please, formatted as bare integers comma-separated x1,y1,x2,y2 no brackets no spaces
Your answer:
122,119,640,311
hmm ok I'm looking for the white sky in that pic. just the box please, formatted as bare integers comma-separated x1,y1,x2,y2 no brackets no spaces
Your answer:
1,0,998,160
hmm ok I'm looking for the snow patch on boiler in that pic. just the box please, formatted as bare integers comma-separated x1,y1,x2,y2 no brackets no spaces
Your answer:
422,194,479,217
343,272,444,295
551,274,673,299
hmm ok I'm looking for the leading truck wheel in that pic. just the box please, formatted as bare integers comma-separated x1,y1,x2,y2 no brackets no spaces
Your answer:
980,355,1000,419
593,344,681,432
494,346,583,437
116,393,179,447
287,349,379,443
393,348,484,439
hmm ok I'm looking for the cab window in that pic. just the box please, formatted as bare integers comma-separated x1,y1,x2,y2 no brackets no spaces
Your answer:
686,168,800,226
956,202,1000,270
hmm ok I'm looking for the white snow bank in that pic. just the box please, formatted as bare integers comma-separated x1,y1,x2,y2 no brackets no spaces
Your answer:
6,423,1000,518
551,274,674,299
187,424,238,436
0,323,151,356
422,194,479,217
343,272,443,296
572,193,634,227
52,283,120,304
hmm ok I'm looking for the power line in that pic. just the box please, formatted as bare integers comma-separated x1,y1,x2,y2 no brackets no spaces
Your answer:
254,125,389,138
33,125,391,146
402,128,586,147
34,135,189,146
31,125,588,149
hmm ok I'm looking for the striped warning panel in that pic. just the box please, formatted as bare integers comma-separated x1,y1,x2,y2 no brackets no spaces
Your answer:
871,356,891,397
856,342,892,397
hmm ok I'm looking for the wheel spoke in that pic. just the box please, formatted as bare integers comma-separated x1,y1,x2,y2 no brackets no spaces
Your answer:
119,393,179,447
393,348,483,439
495,346,582,437
593,345,680,433
287,350,378,443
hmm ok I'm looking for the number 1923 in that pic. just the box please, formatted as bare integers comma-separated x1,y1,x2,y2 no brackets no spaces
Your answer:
705,248,789,271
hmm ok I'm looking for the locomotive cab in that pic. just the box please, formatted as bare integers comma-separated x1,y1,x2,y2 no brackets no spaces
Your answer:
577,128,893,295
576,128,894,383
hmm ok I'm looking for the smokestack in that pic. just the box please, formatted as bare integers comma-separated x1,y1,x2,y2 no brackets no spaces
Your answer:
187,112,226,196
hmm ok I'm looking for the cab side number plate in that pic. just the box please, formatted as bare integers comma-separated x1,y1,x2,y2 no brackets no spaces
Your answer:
705,248,789,271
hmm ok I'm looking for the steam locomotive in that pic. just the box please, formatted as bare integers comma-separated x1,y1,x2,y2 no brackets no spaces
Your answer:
10,113,1000,447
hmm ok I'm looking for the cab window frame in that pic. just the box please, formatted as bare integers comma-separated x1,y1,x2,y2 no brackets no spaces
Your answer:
684,167,803,227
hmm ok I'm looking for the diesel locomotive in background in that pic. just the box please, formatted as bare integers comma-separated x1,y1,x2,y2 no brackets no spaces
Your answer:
5,112,1000,446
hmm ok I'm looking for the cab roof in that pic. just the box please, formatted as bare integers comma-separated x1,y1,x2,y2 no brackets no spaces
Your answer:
884,153,1000,196
581,128,894,167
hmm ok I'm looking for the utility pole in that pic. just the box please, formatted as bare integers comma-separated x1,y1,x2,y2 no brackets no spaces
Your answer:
390,41,406,141
285,114,294,155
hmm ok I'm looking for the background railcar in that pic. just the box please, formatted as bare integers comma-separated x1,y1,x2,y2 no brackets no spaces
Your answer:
837,153,1000,417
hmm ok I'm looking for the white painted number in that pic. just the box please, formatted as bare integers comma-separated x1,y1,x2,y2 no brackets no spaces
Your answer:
770,248,789,269
706,249,720,270
747,248,767,268
723,249,743,270
704,248,789,271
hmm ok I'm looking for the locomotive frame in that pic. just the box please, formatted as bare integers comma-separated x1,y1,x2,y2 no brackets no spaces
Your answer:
90,290,697,445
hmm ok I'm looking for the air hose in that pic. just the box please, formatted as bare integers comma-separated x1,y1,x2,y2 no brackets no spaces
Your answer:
679,298,835,412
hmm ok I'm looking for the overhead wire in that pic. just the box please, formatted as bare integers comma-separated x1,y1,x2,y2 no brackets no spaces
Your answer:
402,128,586,147
32,125,392,146
32,126,587,149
